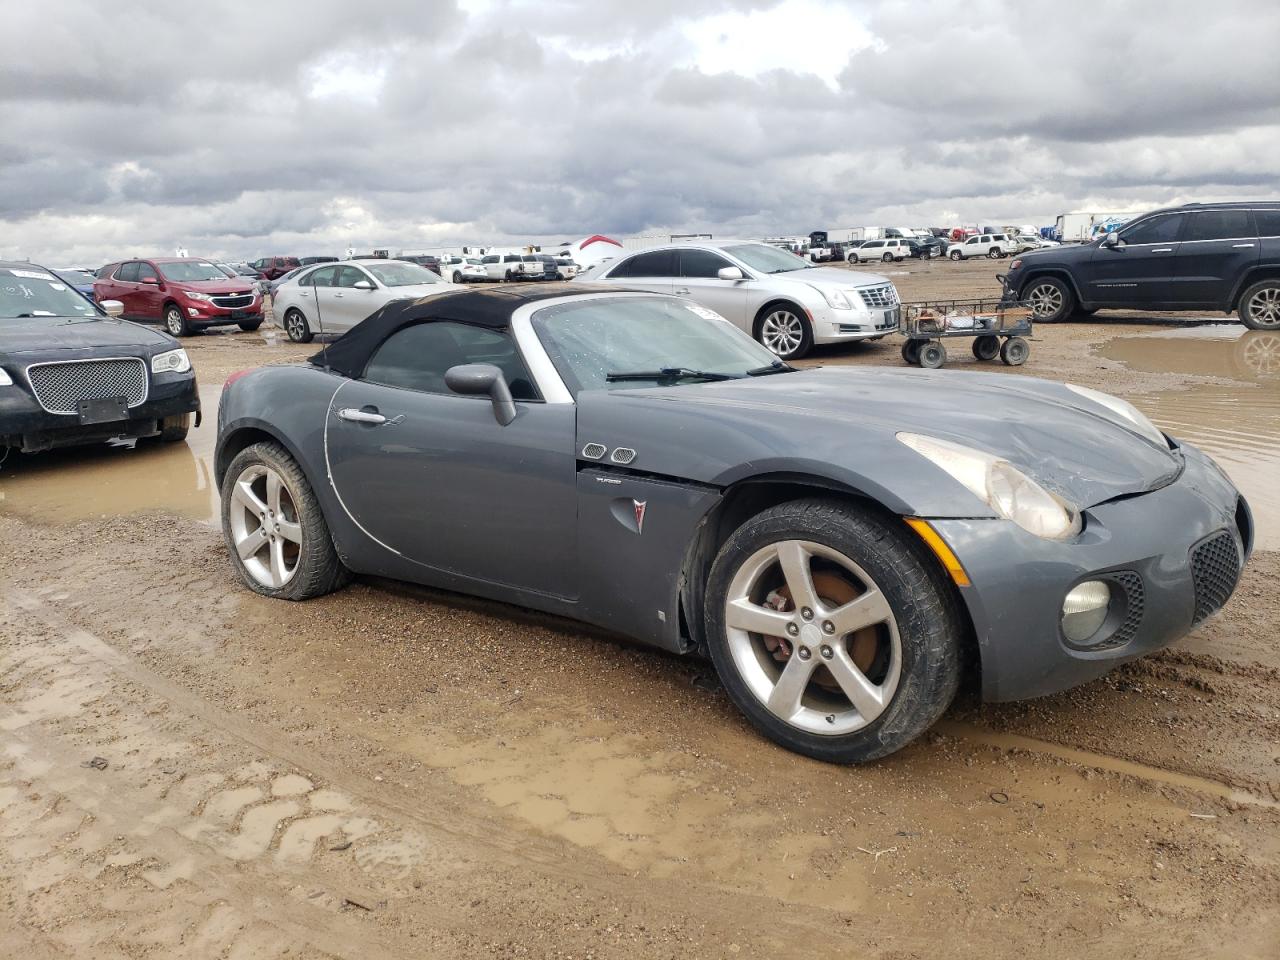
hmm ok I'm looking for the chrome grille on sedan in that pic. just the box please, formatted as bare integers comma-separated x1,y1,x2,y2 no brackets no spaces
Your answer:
211,293,255,308
858,284,900,308
26,358,148,415
1190,532,1241,625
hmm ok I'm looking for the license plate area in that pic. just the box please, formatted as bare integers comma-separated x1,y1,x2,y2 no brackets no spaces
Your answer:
78,396,129,424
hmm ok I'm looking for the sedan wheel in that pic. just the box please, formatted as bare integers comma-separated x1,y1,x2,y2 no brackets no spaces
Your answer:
221,441,349,600
757,308,813,360
284,309,313,343
1240,281,1280,330
704,498,962,763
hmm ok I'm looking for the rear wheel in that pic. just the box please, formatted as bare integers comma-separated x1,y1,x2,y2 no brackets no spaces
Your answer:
882,252,894,263
164,304,190,337
987,247,1001,259
704,498,962,763
756,305,813,361
284,308,313,343
1239,280,1280,330
452,271,463,283
1024,276,1074,322
221,441,350,601
972,335,1000,361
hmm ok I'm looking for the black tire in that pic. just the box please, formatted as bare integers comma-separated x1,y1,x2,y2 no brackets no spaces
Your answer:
505,270,514,282
284,309,313,343
238,318,263,332
1000,336,1030,366
972,335,1000,361
1022,275,1074,322
139,412,190,445
754,304,814,361
164,303,191,337
452,272,463,283
703,498,963,764
220,441,351,601
949,249,962,261
1238,279,1280,330
918,340,947,368
900,339,922,365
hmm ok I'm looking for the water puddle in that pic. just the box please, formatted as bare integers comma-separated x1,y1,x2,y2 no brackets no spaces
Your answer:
1100,326,1280,551
0,386,221,525
944,721,1280,811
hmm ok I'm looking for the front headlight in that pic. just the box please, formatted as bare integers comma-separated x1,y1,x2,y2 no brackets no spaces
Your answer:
0,367,12,386
819,287,852,310
181,289,212,302
151,348,191,374
1065,384,1166,448
898,432,1082,540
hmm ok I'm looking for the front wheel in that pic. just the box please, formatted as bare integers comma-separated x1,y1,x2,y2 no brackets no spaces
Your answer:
972,335,1000,361
703,499,962,763
283,309,313,343
1239,280,1280,330
221,441,350,601
900,339,922,365
918,340,947,368
452,272,463,283
756,306,814,361
1024,276,1074,322
987,248,1001,259
882,252,894,263
949,249,962,261
164,304,190,337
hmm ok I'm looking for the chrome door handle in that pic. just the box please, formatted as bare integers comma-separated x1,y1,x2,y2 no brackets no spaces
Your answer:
675,287,691,295
1233,243,1256,248
334,292,345,298
338,408,387,424
1152,248,1173,253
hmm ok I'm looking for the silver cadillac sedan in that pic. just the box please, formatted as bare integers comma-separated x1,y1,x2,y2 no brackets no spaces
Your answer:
578,240,901,360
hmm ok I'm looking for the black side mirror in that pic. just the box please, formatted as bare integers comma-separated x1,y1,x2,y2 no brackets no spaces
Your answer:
444,363,517,425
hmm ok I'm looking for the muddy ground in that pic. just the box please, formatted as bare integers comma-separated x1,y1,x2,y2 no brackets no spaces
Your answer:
2,258,1278,959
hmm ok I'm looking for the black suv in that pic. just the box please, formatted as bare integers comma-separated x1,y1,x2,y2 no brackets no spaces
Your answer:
999,202,1280,329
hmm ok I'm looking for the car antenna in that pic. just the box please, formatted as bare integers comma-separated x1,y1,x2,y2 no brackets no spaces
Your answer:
313,266,330,372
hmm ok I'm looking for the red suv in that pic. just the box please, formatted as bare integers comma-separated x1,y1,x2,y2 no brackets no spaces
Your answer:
250,256,300,280
93,258,264,337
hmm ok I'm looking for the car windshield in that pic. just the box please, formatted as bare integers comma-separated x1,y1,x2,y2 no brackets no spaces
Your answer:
1,266,99,320
532,296,786,395
722,243,813,274
158,260,227,282
54,269,94,285
363,261,443,287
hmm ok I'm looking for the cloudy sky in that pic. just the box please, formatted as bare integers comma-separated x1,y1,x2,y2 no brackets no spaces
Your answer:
3,0,1279,265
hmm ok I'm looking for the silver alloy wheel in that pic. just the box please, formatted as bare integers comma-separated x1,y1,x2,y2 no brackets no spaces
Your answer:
285,310,307,341
228,463,303,589
724,539,902,735
1246,287,1280,329
165,308,184,336
1028,282,1064,318
760,310,804,356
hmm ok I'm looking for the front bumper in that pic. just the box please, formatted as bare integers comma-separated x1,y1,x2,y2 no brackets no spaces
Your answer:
929,443,1250,702
185,297,264,327
813,305,901,343
0,371,200,452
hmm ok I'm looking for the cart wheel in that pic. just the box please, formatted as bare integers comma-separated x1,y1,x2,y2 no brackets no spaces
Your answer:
918,341,947,369
1000,336,1029,366
900,339,923,365
972,335,1000,361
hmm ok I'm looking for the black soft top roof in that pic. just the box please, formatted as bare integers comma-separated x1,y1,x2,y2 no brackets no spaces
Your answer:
309,283,611,377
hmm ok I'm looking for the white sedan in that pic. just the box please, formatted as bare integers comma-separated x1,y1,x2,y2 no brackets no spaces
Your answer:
273,260,460,342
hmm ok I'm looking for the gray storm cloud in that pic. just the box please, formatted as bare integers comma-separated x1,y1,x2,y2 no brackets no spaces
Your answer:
2,0,1278,264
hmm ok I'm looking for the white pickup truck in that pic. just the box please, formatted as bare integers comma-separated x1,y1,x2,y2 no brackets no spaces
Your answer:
948,233,1020,260
479,252,543,282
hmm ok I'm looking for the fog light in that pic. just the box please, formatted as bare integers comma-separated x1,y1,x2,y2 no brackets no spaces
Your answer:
187,307,200,317
1061,581,1111,643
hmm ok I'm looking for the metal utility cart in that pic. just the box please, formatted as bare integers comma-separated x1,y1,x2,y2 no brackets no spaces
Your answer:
899,298,1033,369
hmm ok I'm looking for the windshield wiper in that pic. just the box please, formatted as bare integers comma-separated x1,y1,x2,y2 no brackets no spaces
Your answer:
606,367,741,383
746,360,795,376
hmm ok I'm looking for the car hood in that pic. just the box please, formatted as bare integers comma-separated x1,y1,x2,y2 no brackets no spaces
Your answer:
0,316,172,355
768,266,892,291
592,367,1182,509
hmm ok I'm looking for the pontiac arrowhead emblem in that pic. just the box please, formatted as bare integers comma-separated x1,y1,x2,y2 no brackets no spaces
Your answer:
633,500,647,534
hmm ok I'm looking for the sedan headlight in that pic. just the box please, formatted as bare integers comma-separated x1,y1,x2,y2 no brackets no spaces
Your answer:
898,432,1082,540
151,348,191,374
818,287,852,310
1065,383,1167,448
0,367,12,386
181,289,213,302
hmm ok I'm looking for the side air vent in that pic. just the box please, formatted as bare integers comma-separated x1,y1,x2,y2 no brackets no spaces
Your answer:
610,447,636,465
581,443,607,460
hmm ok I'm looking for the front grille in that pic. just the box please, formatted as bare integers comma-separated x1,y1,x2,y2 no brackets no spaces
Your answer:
1190,532,1241,625
211,293,254,308
858,284,900,308
27,358,148,415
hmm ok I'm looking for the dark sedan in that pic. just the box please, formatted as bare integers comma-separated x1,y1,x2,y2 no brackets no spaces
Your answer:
1,261,199,453
215,286,1250,763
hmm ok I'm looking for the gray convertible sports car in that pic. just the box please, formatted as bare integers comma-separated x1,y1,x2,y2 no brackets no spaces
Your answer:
216,285,1252,762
